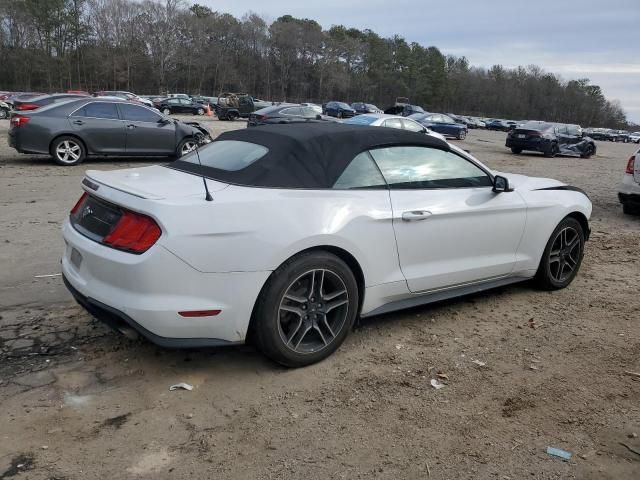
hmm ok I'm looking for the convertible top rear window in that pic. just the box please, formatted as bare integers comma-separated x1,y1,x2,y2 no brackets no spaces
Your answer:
180,140,268,171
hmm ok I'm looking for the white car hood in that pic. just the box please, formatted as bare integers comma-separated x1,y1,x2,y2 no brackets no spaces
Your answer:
85,165,228,200
495,172,566,191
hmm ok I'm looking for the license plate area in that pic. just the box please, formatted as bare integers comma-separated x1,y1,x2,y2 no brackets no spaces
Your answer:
516,134,525,139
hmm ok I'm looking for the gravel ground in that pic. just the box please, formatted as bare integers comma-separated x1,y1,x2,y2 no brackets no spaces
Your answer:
0,117,638,479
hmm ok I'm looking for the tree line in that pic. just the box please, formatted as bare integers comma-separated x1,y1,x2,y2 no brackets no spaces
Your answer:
0,0,629,128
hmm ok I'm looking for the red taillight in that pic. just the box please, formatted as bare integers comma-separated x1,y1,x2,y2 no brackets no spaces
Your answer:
10,115,30,128
15,103,39,111
626,155,636,174
103,210,161,253
70,192,88,215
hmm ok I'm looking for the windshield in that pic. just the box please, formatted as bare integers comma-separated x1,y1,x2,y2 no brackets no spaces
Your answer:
180,140,268,171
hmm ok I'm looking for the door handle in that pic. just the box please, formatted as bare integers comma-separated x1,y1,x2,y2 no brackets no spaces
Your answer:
401,210,432,221
72,120,84,125
126,124,136,129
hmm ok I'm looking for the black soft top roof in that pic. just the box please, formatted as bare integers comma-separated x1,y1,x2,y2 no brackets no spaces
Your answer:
170,123,450,189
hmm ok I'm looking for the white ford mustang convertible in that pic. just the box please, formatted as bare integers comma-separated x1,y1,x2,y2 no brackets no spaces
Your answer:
62,123,591,366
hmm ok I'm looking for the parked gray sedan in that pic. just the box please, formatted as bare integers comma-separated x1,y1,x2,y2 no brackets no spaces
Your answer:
8,98,211,166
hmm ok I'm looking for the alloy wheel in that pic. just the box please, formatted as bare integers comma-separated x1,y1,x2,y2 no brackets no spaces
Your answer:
55,140,82,164
548,226,581,283
181,140,196,155
277,269,349,354
0,109,7,119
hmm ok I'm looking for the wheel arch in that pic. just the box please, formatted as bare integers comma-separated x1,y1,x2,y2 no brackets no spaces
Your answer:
567,211,590,241
49,133,88,156
246,245,366,342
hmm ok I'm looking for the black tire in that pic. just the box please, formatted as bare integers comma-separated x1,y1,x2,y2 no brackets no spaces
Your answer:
176,137,197,158
337,111,343,119
0,108,8,120
50,136,86,166
535,216,585,290
162,108,171,115
457,129,467,140
511,147,522,154
580,144,596,159
251,251,359,367
227,111,239,121
622,204,640,215
196,108,204,116
543,142,558,158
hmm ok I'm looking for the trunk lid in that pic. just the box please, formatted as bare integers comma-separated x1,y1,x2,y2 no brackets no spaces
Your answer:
85,165,228,200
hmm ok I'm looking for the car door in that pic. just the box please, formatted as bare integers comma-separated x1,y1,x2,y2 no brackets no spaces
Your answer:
118,103,176,155
166,98,180,113
69,102,126,154
369,146,527,293
400,118,426,133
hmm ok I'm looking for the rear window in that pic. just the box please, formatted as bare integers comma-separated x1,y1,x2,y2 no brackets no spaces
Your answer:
344,115,377,125
181,140,268,171
520,122,552,131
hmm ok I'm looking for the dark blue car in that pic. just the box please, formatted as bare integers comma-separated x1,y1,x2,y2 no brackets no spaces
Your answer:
409,113,468,140
323,101,356,118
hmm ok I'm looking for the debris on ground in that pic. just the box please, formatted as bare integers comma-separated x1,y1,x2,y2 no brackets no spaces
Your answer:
472,359,486,367
34,273,62,278
619,442,640,457
546,446,572,460
169,383,193,391
436,372,449,380
430,379,445,390
623,371,640,378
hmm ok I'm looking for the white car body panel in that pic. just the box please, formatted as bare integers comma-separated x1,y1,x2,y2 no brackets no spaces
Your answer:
389,186,527,292
62,142,592,345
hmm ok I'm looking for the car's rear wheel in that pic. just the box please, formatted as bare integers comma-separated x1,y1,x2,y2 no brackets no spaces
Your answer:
580,144,595,159
176,137,197,158
51,136,86,166
511,147,523,154
162,108,171,115
622,204,640,215
251,251,359,367
0,108,8,119
457,129,467,140
543,142,559,157
337,111,343,119
535,216,585,290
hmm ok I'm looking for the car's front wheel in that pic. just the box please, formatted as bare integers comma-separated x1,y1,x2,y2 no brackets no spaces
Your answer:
580,144,596,159
176,137,197,158
196,108,204,116
162,108,171,115
457,129,467,140
51,136,86,166
0,108,8,119
535,216,585,290
251,251,359,367
511,147,523,154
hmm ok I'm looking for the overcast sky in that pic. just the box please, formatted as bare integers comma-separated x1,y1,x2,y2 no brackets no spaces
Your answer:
204,0,640,122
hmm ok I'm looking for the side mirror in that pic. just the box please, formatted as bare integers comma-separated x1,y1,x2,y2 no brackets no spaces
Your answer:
493,175,512,193
158,117,171,125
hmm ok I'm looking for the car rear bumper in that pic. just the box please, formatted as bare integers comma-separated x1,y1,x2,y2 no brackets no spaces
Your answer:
505,137,549,151
62,218,271,346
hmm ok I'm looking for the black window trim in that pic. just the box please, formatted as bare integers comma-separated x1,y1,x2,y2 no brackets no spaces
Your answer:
69,100,161,122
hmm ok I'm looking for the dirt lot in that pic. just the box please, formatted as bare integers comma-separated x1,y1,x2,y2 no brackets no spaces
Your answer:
0,117,638,479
